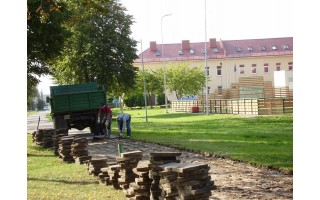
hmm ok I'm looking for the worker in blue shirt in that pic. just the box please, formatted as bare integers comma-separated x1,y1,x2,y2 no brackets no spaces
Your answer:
116,113,131,138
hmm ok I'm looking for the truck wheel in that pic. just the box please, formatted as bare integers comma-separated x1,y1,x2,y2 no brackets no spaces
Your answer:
90,125,99,136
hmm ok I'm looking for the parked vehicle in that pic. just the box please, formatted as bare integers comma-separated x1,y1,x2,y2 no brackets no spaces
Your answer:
47,82,106,135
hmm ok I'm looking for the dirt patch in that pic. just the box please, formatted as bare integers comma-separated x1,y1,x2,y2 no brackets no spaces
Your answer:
87,138,293,200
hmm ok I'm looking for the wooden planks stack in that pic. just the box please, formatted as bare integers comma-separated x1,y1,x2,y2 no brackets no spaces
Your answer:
127,160,153,200
52,129,68,156
116,151,143,198
71,137,91,164
158,163,215,200
58,136,75,162
32,128,55,148
84,158,108,176
148,152,181,200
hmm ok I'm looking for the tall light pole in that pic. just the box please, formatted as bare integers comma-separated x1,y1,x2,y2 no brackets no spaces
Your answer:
140,40,148,123
161,13,172,114
204,0,209,115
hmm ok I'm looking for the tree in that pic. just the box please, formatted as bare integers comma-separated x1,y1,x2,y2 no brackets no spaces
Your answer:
27,0,70,89
51,0,138,95
165,62,206,99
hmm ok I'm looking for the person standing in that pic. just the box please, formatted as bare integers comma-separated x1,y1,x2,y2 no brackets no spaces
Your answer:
104,103,113,138
97,103,107,135
116,113,131,138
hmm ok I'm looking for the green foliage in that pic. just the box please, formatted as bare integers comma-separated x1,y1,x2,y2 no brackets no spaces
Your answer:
124,94,145,107
166,62,206,99
27,0,70,89
51,0,138,95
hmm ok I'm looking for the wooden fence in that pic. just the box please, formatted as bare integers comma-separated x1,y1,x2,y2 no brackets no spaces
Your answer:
171,98,293,115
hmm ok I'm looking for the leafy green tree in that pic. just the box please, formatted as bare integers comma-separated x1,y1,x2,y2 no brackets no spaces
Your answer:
165,62,206,99
27,0,70,89
51,0,138,95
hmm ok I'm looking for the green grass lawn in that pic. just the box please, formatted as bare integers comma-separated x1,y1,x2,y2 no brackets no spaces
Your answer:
27,135,126,200
111,107,293,173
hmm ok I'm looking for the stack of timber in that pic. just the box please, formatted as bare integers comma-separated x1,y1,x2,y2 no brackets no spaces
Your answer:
52,129,68,156
58,136,75,162
85,158,108,176
239,76,264,87
264,81,274,98
158,163,215,200
230,83,240,99
212,89,230,99
127,160,153,200
71,137,91,164
32,128,55,148
116,151,143,198
148,152,181,200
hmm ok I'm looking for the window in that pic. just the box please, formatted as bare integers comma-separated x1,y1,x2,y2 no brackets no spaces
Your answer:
264,63,269,73
213,48,219,53
272,45,278,50
283,44,289,50
248,46,253,52
252,64,257,74
240,64,245,74
202,48,208,54
276,63,281,71
288,62,293,70
190,49,195,54
236,47,242,52
178,50,184,55
218,86,222,94
155,51,161,56
206,66,210,76
207,86,210,94
217,66,222,76
260,45,266,51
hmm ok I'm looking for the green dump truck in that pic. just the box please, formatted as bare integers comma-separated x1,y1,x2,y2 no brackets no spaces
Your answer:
48,82,106,135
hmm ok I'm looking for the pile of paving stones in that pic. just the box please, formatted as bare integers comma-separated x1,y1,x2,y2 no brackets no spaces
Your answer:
52,129,68,156
71,137,91,164
58,136,75,162
32,128,55,148
84,158,108,176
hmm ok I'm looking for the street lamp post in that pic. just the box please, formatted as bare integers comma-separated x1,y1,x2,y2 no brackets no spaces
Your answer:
140,40,148,123
161,13,172,114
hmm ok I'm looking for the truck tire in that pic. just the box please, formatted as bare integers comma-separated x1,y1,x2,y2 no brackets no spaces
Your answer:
90,124,99,136
54,115,69,130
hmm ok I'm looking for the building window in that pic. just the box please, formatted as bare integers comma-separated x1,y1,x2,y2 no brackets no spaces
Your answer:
213,48,219,53
248,46,253,52
236,47,242,52
206,66,210,76
178,50,184,55
155,50,161,56
218,86,222,94
202,48,208,54
217,66,222,76
288,62,293,71
252,64,257,74
240,64,245,74
264,63,269,73
190,49,195,54
207,86,210,94
272,45,278,50
260,45,266,51
283,44,289,50
276,63,281,71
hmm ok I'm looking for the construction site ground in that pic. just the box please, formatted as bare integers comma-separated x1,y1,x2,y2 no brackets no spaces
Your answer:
27,111,293,200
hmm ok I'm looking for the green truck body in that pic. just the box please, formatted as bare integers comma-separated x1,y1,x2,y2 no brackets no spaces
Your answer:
49,82,105,134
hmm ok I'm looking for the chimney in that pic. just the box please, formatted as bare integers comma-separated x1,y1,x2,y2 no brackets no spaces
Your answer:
181,40,190,50
150,41,157,51
209,38,217,48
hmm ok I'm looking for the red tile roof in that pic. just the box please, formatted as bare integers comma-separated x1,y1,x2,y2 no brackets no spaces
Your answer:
135,37,293,63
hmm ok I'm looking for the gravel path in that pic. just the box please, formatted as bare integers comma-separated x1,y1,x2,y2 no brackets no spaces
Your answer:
28,111,293,199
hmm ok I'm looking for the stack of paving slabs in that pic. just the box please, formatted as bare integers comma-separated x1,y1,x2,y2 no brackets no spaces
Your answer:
32,128,55,148
58,136,75,162
71,137,91,164
52,129,68,156
148,152,182,200
97,161,117,186
158,162,215,200
116,151,143,198
126,160,153,200
85,158,108,176
105,164,121,190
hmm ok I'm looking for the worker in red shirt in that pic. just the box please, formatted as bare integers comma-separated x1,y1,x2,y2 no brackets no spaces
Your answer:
104,103,113,138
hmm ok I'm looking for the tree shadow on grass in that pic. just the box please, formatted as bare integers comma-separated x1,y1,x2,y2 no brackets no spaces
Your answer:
27,177,97,185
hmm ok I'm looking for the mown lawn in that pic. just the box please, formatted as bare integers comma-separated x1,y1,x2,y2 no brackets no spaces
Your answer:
27,135,125,200
111,107,293,173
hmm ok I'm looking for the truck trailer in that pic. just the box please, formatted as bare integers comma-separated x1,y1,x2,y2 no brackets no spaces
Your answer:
48,82,106,135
